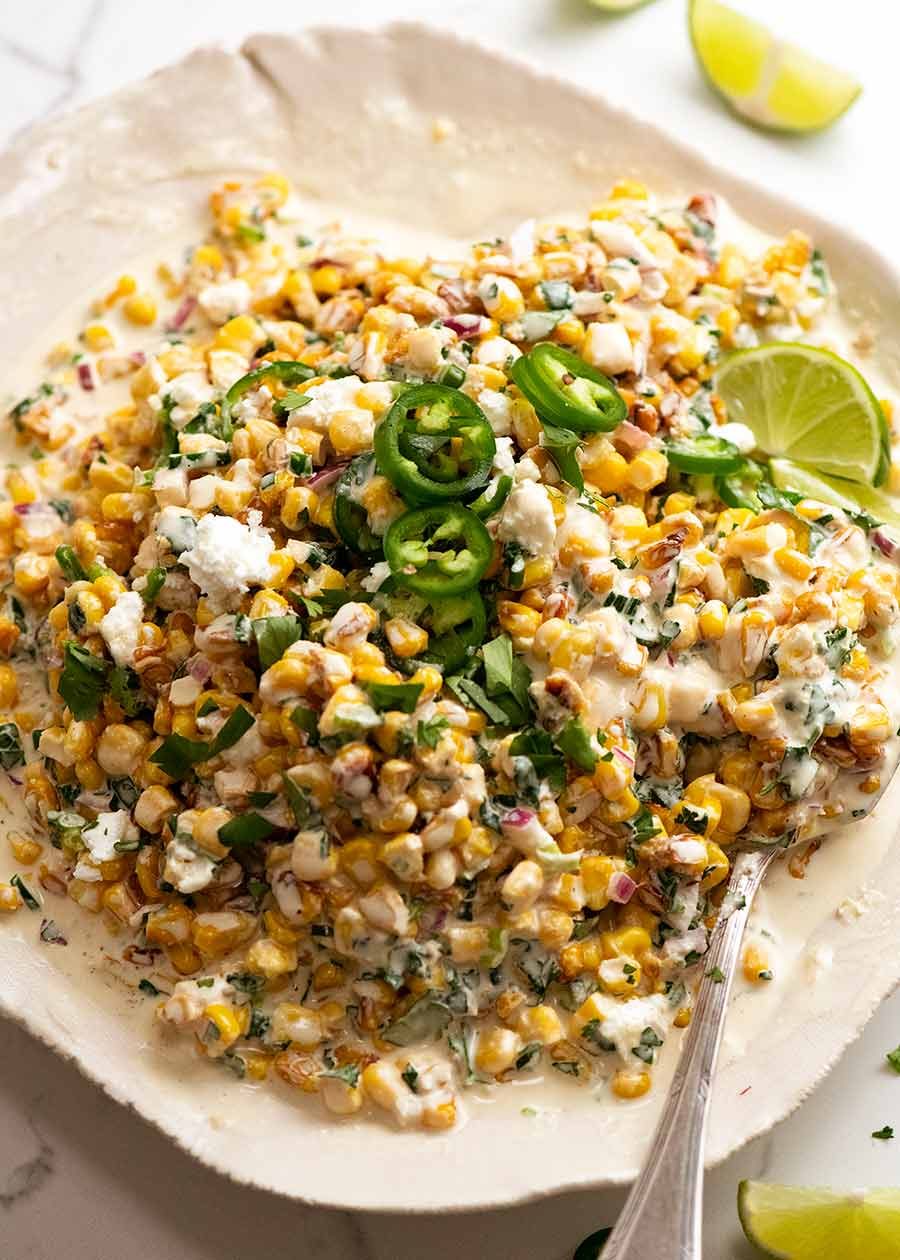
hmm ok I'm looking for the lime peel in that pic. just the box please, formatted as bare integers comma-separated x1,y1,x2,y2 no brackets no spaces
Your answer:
770,460,900,532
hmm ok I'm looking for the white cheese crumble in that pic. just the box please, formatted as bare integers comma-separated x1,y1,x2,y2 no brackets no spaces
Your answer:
99,590,144,667
590,993,671,1062
197,279,252,325
165,371,215,429
163,838,218,894
83,811,136,863
498,479,557,557
288,375,366,432
583,322,634,376
181,511,275,611
715,422,757,454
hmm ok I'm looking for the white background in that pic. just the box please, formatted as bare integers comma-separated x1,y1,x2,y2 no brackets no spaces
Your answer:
1,2,899,1257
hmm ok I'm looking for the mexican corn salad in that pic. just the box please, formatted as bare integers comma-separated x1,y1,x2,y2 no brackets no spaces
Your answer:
1,173,899,1131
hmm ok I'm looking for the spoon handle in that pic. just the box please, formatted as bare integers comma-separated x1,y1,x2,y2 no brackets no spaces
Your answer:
602,848,776,1260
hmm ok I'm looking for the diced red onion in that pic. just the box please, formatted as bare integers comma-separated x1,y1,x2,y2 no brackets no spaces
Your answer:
612,746,635,769
77,362,95,391
188,656,213,684
13,503,32,516
443,313,489,338
168,296,197,331
687,192,717,226
607,872,637,904
6,774,21,787
872,529,899,559
129,350,147,367
304,461,350,491
501,807,535,830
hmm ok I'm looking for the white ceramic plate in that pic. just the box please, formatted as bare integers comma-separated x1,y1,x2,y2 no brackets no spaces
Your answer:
1,22,900,1212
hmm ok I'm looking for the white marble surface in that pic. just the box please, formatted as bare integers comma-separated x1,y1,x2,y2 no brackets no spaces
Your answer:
2,1,900,1256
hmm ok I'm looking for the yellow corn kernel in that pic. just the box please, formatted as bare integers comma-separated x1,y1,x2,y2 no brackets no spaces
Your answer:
742,942,771,984
775,547,814,581
123,293,157,326
327,410,375,458
245,937,298,981
311,265,344,298
0,883,22,912
213,315,265,357
408,665,442,701
83,323,115,351
577,851,612,912
700,841,730,891
664,492,696,516
384,617,428,658
75,758,105,790
14,553,53,595
6,470,37,505
102,274,137,307
612,1069,651,1100
581,437,629,494
732,698,778,738
474,1026,522,1075
497,600,541,642
204,1004,247,1049
0,665,18,709
630,680,667,732
601,926,651,960
538,909,574,951
145,903,194,947
8,832,41,865
521,556,554,588
627,448,668,492
698,599,728,642
516,1004,564,1045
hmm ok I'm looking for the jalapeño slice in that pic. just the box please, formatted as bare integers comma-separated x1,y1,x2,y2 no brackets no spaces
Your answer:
469,474,513,520
333,453,383,558
384,504,492,597
374,383,495,503
221,360,315,433
381,588,487,673
511,342,627,433
715,459,765,510
665,432,743,474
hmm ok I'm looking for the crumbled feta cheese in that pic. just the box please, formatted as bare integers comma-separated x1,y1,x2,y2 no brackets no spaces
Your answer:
152,467,189,508
478,389,514,436
181,511,275,611
492,436,516,474
589,993,670,1062
361,561,391,593
473,337,521,367
165,371,215,429
498,479,557,557
163,838,218,894
156,506,198,556
207,349,249,391
197,279,252,325
288,375,365,432
99,590,144,667
583,322,634,376
83,811,136,863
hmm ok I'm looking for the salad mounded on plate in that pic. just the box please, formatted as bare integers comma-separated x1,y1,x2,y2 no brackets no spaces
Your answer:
2,172,899,1130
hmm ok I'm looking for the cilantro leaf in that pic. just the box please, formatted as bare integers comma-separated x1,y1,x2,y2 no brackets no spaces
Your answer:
364,681,423,714
252,615,304,670
555,717,597,773
59,642,109,719
150,705,255,779
540,421,584,492
218,812,277,847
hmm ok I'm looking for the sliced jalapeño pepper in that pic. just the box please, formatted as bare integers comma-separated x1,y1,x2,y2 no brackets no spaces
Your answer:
469,474,513,520
510,342,627,433
221,360,315,433
715,459,765,510
374,384,495,504
384,504,492,597
333,453,383,558
665,433,743,474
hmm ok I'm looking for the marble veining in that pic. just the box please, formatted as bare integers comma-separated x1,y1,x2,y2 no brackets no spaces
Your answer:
0,1,899,1256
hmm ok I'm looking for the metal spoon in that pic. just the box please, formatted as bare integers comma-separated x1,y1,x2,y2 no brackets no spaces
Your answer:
601,847,778,1260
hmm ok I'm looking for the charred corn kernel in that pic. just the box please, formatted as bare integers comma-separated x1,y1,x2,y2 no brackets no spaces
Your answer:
145,904,193,947
474,1026,522,1075
700,842,730,891
384,617,428,658
742,942,770,983
191,911,255,956
612,1069,651,1100
339,838,380,887
311,961,343,992
75,758,104,790
627,448,668,491
422,1099,456,1130
14,553,53,595
83,323,115,351
0,883,22,912
8,832,41,864
123,293,157,325
263,908,304,945
538,909,574,951
580,855,615,911
245,937,298,981
582,437,629,494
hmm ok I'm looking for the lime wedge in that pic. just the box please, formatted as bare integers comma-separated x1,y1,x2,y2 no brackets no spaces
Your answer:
587,0,654,9
689,0,862,132
739,1181,900,1259
715,344,889,487
770,460,900,530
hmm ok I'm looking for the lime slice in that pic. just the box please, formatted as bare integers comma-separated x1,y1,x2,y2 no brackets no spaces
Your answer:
739,1181,900,1259
689,0,862,132
715,344,890,487
770,459,900,530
